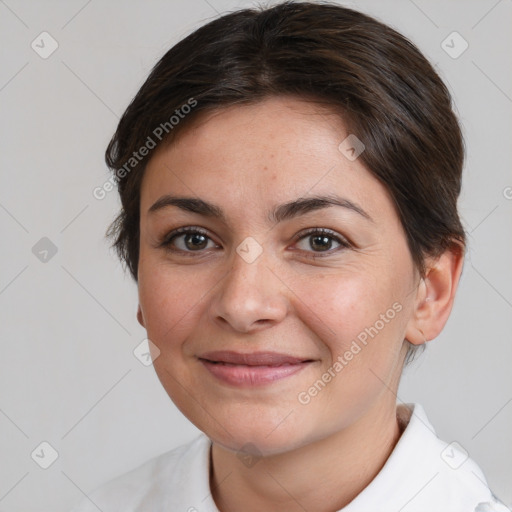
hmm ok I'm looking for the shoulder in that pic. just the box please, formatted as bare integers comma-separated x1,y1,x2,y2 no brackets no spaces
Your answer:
394,403,510,512
474,501,512,512
69,433,214,512
344,403,510,512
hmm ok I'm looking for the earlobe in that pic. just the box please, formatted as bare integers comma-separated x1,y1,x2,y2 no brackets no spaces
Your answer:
137,304,146,328
405,243,465,345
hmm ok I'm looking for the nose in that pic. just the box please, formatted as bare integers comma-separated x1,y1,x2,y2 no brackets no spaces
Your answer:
209,247,289,334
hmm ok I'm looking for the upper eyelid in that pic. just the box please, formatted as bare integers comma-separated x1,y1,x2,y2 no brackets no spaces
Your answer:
292,227,346,241
161,226,214,245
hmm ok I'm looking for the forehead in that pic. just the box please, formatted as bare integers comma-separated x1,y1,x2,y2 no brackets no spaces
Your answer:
140,96,393,220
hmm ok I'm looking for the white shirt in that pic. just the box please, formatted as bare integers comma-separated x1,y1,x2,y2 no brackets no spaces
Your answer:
70,403,509,512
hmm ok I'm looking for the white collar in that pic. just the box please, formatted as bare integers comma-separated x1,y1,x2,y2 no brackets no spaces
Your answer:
177,403,499,511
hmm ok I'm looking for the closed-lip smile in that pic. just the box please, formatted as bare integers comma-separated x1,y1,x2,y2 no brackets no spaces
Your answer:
198,350,316,386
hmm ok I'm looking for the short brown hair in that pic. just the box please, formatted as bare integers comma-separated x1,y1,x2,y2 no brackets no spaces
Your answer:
105,0,466,363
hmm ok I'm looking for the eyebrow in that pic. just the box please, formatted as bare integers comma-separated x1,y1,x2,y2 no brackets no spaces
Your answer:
148,194,373,224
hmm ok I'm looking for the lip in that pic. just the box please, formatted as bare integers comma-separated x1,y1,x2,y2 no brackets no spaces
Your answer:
198,351,315,386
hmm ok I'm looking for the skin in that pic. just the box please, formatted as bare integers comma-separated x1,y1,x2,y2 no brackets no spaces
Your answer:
136,96,464,511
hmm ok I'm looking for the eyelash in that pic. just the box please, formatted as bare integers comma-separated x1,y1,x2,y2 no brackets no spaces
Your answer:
158,226,351,258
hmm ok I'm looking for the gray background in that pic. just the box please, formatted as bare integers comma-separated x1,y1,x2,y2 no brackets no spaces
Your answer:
0,0,510,510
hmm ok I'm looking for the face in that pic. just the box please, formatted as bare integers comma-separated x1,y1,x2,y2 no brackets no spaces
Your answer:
137,96,420,455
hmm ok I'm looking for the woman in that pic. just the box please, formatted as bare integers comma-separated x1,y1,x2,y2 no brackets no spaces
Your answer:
72,1,509,511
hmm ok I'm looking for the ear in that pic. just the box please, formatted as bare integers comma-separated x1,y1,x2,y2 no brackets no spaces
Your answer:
405,243,465,345
137,304,146,328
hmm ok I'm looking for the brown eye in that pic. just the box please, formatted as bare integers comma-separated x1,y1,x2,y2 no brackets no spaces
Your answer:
294,228,350,256
161,227,218,253
181,232,209,250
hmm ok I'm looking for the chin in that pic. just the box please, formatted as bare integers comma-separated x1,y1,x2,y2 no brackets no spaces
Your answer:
198,408,318,457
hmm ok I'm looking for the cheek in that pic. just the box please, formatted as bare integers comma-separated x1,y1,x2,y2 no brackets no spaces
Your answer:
291,272,406,421
138,263,209,350
290,268,408,412
289,270,399,353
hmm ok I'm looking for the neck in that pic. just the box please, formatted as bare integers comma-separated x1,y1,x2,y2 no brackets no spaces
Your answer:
210,397,402,512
